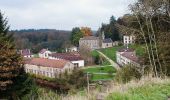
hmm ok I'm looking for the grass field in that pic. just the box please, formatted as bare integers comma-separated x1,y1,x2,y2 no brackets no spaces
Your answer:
83,65,116,81
106,82,170,100
100,44,145,61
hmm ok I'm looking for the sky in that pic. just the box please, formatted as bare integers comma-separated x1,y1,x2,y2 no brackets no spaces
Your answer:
0,0,136,30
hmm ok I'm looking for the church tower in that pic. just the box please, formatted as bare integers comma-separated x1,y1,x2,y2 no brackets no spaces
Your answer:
102,31,105,40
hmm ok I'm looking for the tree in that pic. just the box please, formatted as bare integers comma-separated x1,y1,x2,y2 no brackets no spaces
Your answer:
116,0,170,76
100,15,120,41
80,27,92,36
70,27,83,46
0,11,32,99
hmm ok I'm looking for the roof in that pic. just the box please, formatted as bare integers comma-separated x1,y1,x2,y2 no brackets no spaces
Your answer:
25,58,69,68
20,49,32,56
103,38,113,43
121,52,139,63
39,49,48,54
80,36,99,40
49,52,83,61
117,48,134,52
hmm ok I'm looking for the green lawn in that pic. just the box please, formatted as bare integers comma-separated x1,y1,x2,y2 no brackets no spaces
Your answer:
84,65,116,73
106,82,170,100
100,46,123,61
83,65,116,81
100,45,145,61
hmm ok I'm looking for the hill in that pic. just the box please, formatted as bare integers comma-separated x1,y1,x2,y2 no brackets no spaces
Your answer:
11,29,71,53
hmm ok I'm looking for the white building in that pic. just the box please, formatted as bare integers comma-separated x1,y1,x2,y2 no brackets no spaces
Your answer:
123,35,135,45
49,52,84,68
38,49,52,58
25,58,74,78
116,48,140,67
19,49,34,58
66,46,78,52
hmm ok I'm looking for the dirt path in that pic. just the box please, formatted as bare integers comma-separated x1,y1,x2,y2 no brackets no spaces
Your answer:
97,51,120,70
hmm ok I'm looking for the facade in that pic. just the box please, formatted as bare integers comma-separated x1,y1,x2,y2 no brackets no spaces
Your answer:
116,48,140,67
49,52,84,67
123,35,135,45
19,49,34,58
38,49,52,58
25,58,74,78
102,38,113,48
66,46,78,52
79,36,100,50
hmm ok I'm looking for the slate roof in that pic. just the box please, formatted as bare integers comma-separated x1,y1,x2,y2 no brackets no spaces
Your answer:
80,36,99,40
39,49,48,54
20,49,32,56
49,52,83,61
103,38,113,43
121,52,139,63
117,48,134,52
25,58,68,68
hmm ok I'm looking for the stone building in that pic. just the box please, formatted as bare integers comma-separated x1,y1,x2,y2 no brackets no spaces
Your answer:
25,58,74,78
123,35,135,45
79,36,100,50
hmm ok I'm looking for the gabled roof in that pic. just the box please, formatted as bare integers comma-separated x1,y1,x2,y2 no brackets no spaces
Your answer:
103,38,113,43
117,48,134,52
39,49,49,54
121,52,139,63
20,49,32,56
49,52,83,61
80,36,99,40
25,58,69,69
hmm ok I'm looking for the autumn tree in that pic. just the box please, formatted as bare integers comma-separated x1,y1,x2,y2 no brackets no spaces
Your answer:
0,11,33,99
80,27,92,36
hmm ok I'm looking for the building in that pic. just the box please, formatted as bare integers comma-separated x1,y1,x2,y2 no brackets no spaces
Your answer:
123,35,135,45
19,49,34,58
49,52,84,67
116,48,140,67
102,38,113,48
25,58,74,78
38,49,52,58
79,36,100,50
66,46,78,52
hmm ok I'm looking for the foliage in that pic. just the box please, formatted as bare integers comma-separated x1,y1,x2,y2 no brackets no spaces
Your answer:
106,82,170,100
70,27,83,46
13,29,71,53
98,15,121,41
114,65,142,83
80,27,92,36
0,12,32,99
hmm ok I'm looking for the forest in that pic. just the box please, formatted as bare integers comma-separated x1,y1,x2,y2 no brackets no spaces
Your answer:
12,29,71,53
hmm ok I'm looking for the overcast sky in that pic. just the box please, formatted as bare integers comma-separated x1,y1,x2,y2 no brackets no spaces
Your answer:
0,0,136,30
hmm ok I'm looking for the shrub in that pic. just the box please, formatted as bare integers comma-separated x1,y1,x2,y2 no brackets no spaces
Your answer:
114,65,142,83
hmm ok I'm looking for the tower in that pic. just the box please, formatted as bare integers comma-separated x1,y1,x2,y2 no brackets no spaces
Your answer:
102,31,105,40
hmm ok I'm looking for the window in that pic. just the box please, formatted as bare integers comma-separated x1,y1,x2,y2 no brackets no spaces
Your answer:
74,63,79,68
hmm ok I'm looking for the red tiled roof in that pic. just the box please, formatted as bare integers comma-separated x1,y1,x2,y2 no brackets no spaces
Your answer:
49,52,83,61
25,58,69,68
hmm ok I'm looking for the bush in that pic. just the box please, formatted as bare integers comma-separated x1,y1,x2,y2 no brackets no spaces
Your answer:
114,65,142,83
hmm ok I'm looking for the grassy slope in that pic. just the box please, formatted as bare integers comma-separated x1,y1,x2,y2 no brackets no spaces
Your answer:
106,82,170,100
100,44,145,62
